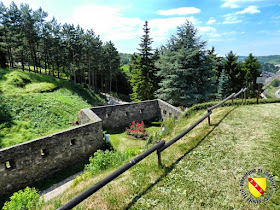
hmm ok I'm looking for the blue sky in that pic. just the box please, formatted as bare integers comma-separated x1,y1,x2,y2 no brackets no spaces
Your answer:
2,0,280,56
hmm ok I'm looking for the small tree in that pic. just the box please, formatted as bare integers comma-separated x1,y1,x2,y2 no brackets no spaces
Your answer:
223,51,245,93
216,69,229,100
243,53,261,97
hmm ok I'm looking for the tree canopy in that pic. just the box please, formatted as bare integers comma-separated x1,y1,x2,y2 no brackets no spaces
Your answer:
0,2,128,94
156,21,215,106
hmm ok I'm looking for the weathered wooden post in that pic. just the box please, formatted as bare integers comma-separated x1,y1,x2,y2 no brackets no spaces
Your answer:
157,150,162,167
207,109,211,126
257,84,261,104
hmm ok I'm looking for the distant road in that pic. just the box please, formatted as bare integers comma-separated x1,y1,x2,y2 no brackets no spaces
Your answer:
275,89,280,98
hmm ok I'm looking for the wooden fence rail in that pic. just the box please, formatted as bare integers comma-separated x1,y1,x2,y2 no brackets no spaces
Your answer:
58,87,247,210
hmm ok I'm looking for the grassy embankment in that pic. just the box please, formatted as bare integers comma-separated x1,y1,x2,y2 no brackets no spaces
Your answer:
0,68,105,148
264,79,280,99
44,103,280,209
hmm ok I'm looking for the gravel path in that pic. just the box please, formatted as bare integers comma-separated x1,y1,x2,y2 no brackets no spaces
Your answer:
41,171,83,201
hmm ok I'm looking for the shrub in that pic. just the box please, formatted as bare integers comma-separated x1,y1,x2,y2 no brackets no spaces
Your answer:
85,148,139,175
146,117,177,145
3,187,44,210
126,121,149,139
272,80,280,87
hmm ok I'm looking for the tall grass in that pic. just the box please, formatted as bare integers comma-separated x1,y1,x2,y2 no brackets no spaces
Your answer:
0,68,105,148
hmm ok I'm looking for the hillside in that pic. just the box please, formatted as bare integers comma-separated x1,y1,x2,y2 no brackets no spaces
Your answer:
239,55,280,65
43,103,280,209
0,69,105,149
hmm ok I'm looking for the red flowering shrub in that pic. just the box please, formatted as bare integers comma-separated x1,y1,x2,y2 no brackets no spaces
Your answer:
126,121,149,139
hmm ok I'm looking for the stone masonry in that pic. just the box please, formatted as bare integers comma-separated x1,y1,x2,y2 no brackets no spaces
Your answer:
0,99,182,197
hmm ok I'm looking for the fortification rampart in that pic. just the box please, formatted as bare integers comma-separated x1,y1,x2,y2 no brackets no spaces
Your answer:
0,99,182,197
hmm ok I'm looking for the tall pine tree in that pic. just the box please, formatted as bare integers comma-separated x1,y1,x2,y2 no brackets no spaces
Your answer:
130,21,158,101
223,51,245,92
156,21,215,106
216,69,229,100
243,53,261,97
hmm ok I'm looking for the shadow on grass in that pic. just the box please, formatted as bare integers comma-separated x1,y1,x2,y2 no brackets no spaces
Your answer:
125,107,237,209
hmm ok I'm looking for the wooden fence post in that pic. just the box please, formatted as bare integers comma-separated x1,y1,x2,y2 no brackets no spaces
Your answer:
157,150,162,168
207,110,211,126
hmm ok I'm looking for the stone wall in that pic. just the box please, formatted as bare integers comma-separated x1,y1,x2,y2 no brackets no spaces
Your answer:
0,118,105,197
87,99,182,129
90,100,161,129
0,99,182,197
157,99,183,120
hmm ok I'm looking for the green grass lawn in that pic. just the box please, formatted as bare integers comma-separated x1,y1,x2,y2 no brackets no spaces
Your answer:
0,68,105,148
43,103,280,209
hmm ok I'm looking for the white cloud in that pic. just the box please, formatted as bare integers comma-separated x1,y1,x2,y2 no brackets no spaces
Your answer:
221,0,264,8
221,0,240,8
207,18,216,24
157,7,200,16
149,17,197,41
197,26,216,32
71,4,197,43
223,20,242,24
236,5,260,14
223,13,242,24
210,31,237,37
71,5,143,41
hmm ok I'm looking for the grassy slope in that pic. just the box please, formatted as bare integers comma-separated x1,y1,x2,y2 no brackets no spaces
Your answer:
0,69,105,148
44,103,280,209
265,79,280,98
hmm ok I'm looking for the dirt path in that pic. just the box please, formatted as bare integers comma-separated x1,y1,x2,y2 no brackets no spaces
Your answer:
102,93,128,105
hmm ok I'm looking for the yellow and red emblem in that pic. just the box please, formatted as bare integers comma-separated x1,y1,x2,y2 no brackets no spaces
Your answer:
248,178,266,198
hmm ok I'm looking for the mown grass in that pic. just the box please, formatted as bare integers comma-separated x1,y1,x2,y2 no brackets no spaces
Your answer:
43,103,280,209
0,68,105,148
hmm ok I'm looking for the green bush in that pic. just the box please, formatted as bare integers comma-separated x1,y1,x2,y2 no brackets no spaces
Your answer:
85,148,139,175
3,187,44,210
146,117,177,145
272,80,280,87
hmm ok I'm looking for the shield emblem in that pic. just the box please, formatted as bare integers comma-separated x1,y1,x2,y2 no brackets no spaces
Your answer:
248,177,266,198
